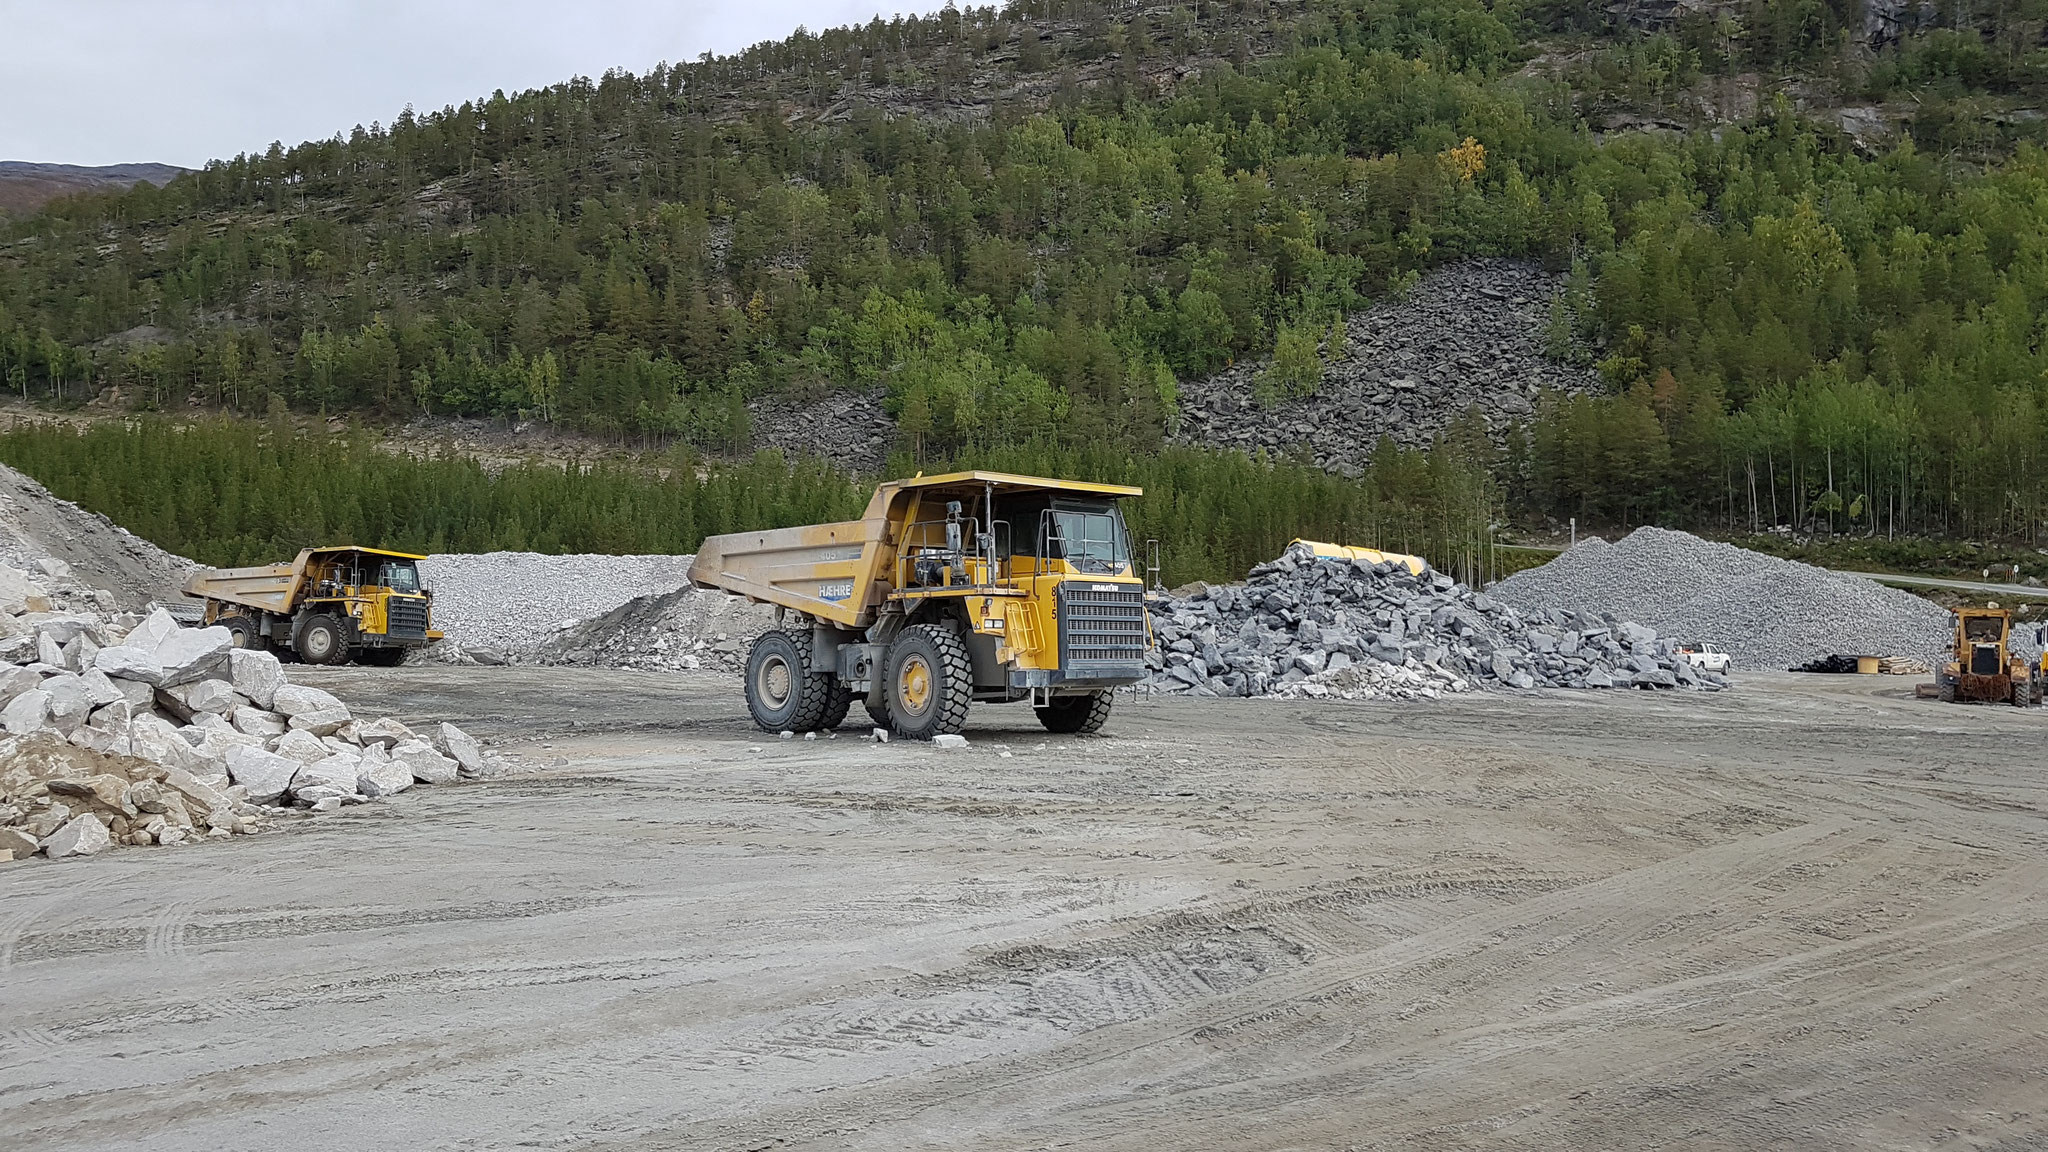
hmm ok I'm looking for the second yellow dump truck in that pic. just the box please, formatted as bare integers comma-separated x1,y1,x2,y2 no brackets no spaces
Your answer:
183,546,440,666
689,471,1152,739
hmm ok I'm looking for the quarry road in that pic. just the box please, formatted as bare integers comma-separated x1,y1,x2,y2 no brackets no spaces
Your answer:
3,669,2046,1151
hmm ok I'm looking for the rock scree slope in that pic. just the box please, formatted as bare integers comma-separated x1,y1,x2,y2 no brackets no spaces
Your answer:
0,462,196,610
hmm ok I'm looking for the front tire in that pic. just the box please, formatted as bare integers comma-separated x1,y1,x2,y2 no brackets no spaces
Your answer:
884,623,972,740
744,629,834,732
1036,690,1114,734
296,613,349,666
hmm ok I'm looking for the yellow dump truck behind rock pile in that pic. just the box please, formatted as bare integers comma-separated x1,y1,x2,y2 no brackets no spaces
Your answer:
183,546,440,666
689,471,1152,740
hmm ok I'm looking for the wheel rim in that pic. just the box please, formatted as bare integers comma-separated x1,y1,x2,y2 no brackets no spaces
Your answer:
305,627,332,661
757,655,792,709
897,654,933,716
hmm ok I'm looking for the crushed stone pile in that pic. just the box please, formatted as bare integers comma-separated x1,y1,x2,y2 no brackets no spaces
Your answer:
1174,259,1600,472
1489,528,1955,670
523,584,775,673
418,551,698,663
1143,541,1726,700
0,461,197,610
0,559,497,864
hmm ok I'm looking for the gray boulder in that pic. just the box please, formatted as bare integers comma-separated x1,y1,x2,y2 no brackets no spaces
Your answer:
430,722,485,778
153,626,232,687
2,688,50,735
225,745,301,805
290,753,363,800
228,648,285,710
42,814,112,860
391,738,459,784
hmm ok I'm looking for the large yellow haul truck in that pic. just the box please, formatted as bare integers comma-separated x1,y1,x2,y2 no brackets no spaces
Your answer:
689,471,1152,740
184,546,440,666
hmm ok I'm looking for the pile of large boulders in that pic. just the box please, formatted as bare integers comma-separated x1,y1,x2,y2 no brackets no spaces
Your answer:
0,560,492,863
1143,542,1729,700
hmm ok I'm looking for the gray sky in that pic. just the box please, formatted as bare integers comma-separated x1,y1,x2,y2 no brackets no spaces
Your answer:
1,1,953,168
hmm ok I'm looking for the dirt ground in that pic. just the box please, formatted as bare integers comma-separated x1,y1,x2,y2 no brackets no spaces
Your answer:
3,669,2045,1151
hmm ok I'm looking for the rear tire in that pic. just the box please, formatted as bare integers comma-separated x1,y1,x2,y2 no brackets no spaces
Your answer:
357,647,407,667
296,614,349,666
819,688,854,730
744,629,834,732
218,614,261,651
884,624,972,740
1036,690,1114,734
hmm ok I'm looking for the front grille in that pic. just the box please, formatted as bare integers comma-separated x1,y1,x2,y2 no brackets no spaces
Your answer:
1059,584,1147,673
386,596,430,639
1971,644,2000,676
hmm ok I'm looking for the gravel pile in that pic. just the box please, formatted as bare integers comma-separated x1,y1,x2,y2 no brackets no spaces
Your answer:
0,559,496,863
418,552,697,662
1174,259,1600,472
1489,528,1955,670
1144,541,1724,700
522,584,775,673
0,462,197,610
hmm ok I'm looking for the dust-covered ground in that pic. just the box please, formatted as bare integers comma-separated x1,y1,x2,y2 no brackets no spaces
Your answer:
3,670,2045,1151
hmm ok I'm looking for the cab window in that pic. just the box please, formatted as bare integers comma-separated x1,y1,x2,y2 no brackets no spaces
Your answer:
381,561,421,593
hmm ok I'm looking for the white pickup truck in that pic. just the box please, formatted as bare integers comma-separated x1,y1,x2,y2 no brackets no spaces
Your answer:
1679,644,1731,673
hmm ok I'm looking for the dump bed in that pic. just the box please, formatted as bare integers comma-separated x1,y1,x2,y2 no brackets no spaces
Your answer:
688,470,1145,630
184,560,304,614
688,516,893,630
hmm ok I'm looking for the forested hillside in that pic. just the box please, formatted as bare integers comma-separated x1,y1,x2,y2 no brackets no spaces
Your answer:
3,0,2048,548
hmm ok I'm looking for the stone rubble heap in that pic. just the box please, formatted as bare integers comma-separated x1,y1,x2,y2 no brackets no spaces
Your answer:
418,551,699,665
521,583,775,674
1489,528,1956,670
1143,541,1726,700
1174,259,1601,472
0,560,494,863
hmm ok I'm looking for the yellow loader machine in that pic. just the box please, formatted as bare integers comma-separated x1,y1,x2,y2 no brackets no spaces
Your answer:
1935,607,2039,706
689,471,1152,739
183,546,440,666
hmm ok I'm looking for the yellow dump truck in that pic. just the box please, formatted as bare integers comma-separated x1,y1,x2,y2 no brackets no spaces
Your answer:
689,470,1152,739
183,546,440,666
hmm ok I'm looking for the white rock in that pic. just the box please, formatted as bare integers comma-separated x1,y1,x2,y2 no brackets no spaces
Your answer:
287,707,351,736
42,814,111,859
78,669,125,709
271,728,332,765
129,714,207,773
357,754,413,798
94,644,166,685
290,753,362,799
125,608,181,653
225,745,301,805
69,723,132,758
430,722,484,777
0,665,39,706
156,678,240,720
390,738,459,784
107,675,154,708
42,676,91,734
227,648,285,710
33,557,71,579
2,688,50,735
231,707,288,738
271,683,347,718
933,734,969,749
153,626,232,687
354,716,413,748
872,728,889,743
307,796,343,813
37,631,66,669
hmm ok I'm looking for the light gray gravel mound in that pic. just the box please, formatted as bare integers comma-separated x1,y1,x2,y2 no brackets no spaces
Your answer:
1489,528,1954,670
418,552,697,659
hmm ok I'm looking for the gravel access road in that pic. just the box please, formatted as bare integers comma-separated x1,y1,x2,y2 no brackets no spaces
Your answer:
4,671,2046,1150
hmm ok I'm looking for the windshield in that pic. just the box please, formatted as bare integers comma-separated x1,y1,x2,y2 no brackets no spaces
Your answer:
381,561,421,594
1048,506,1130,575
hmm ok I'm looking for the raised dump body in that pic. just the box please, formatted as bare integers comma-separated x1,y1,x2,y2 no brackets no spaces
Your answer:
689,470,1151,739
184,546,439,666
